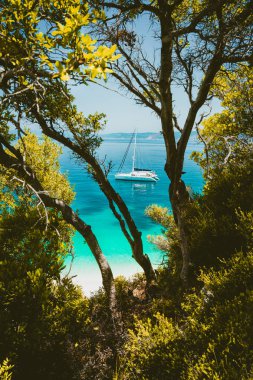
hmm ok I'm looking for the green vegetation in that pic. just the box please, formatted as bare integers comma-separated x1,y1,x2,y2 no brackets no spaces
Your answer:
123,65,253,379
0,0,253,379
93,0,253,286
118,251,253,380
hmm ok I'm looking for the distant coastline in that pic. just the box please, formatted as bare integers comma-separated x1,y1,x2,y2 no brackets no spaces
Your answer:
101,130,197,141
101,132,163,140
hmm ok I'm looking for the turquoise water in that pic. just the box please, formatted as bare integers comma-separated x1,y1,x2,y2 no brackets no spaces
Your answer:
60,133,204,293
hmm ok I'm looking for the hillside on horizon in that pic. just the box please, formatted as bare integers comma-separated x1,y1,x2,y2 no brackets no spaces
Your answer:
101,130,197,140
101,132,163,140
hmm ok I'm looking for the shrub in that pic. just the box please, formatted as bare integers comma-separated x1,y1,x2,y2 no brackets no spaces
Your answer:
118,251,253,380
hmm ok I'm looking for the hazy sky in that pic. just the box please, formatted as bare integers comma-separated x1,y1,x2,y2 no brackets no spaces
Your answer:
71,77,220,134
71,77,204,134
71,80,161,134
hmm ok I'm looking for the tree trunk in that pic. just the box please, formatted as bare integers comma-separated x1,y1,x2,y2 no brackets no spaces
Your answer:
106,189,156,284
169,179,191,286
58,203,120,327
158,8,223,285
158,7,191,284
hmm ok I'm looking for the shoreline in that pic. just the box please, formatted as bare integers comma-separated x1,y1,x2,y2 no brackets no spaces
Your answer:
63,253,162,296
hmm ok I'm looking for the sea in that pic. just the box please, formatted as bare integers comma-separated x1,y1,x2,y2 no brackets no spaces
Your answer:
60,132,204,294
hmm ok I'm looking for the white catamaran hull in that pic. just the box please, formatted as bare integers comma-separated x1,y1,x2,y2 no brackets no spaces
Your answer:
115,172,158,182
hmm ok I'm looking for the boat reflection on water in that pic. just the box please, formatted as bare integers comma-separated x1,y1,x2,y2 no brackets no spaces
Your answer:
131,182,157,198
132,183,156,191
115,130,159,182
114,179,157,199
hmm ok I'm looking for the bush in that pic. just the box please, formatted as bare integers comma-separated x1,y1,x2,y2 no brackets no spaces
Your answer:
118,251,253,380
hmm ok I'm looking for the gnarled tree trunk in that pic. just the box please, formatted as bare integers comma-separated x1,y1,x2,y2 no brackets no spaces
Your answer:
169,179,191,286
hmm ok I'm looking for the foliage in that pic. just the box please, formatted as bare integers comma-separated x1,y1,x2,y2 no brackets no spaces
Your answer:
117,250,253,380
146,66,253,275
0,236,90,380
187,65,253,270
0,196,91,380
0,0,120,83
145,204,179,259
210,65,253,135
0,131,74,244
0,0,119,154
17,132,75,203
0,359,13,380
0,131,75,209
146,160,253,278
124,64,253,379
192,65,253,179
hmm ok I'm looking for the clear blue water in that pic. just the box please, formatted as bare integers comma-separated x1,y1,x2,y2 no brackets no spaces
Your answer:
60,133,204,293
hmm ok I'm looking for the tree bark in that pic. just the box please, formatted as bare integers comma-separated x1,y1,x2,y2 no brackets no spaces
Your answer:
169,179,191,285
158,1,223,285
158,5,191,285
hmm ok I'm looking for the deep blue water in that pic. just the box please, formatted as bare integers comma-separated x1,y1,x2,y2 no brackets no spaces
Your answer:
60,133,204,293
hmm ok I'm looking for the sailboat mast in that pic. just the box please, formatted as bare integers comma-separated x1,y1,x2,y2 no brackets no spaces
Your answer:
132,131,137,172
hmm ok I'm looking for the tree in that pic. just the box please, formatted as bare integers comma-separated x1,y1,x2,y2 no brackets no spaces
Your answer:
146,65,253,277
0,135,92,380
89,0,253,284
0,0,156,292
113,67,253,376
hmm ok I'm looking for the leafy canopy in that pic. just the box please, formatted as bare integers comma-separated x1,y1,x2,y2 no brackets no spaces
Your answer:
0,0,120,82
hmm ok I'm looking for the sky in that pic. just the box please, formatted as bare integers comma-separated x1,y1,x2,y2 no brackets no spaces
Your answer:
71,77,220,134
71,80,162,133
71,72,213,134
70,13,221,134
70,13,186,134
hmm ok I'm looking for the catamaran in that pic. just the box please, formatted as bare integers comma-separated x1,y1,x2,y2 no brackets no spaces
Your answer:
115,131,159,182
